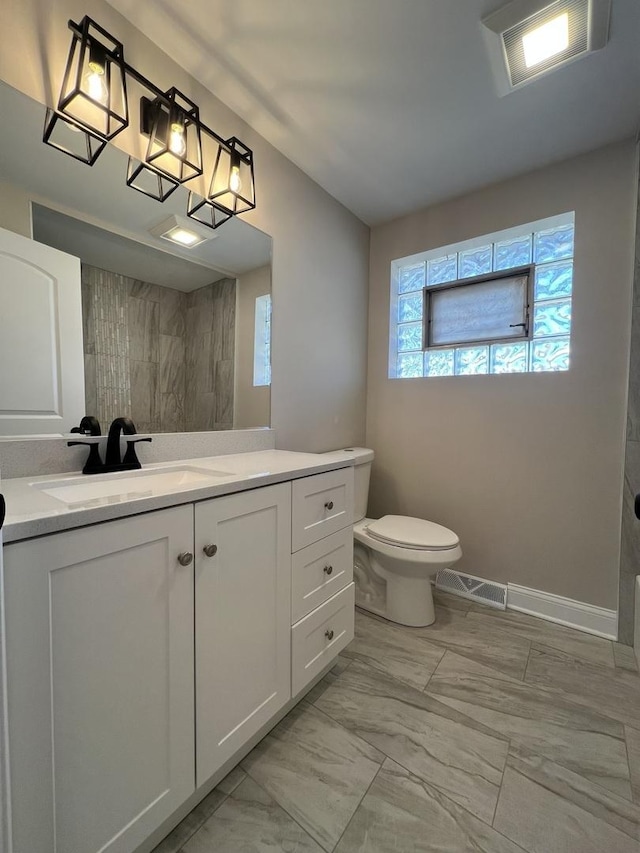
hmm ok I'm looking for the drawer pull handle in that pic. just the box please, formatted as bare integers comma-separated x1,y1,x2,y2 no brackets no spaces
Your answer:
325,629,334,641
324,564,333,576
324,500,334,511
203,544,218,558
177,552,194,567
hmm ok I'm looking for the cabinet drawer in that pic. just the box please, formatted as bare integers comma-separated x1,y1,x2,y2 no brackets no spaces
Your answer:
291,583,355,696
291,467,354,551
292,528,353,623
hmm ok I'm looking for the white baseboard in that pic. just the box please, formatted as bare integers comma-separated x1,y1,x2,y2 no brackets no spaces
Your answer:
507,583,618,641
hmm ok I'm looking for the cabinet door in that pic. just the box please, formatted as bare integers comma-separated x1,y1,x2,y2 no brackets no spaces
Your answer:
2,506,195,853
195,483,291,786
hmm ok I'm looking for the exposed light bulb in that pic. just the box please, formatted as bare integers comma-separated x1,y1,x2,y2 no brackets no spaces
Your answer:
86,61,108,105
229,164,242,194
169,122,186,157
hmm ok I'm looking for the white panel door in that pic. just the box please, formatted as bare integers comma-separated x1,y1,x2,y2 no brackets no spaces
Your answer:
2,506,195,853
0,225,84,435
195,483,292,786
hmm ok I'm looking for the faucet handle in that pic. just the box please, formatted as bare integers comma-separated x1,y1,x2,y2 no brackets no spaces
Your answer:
122,437,153,470
67,440,105,475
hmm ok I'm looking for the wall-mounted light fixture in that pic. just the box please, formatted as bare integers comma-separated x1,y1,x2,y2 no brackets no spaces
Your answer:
209,137,256,216
43,16,256,228
141,89,203,184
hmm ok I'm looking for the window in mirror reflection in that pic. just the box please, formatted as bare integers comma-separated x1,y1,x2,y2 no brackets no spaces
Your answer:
253,294,272,387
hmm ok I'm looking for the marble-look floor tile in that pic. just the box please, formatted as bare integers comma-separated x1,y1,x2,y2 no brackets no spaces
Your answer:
466,606,614,667
526,644,640,731
432,589,473,612
427,651,632,799
335,758,523,853
615,643,639,672
341,611,445,690
303,656,352,705
625,726,640,805
314,660,508,824
183,775,323,853
410,606,531,680
242,702,383,852
507,746,640,842
151,767,246,853
494,766,640,853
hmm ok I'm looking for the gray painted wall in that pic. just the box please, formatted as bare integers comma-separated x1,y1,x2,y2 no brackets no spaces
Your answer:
367,140,638,611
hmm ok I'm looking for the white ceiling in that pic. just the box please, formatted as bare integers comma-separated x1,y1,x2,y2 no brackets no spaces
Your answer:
106,0,640,225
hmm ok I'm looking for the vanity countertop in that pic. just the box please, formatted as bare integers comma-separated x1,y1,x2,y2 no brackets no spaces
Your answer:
0,450,354,543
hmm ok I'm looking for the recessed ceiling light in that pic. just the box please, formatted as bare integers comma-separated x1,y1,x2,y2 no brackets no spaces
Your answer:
482,0,611,94
163,226,201,246
522,12,569,68
149,214,216,249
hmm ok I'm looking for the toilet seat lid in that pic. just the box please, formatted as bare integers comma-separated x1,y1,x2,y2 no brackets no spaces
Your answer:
365,515,459,551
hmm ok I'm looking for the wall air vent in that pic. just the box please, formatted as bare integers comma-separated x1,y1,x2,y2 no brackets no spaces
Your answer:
481,0,611,94
436,569,507,609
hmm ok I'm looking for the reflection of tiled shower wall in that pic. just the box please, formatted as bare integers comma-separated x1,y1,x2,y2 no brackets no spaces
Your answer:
82,266,132,428
185,278,236,431
619,174,640,644
81,266,236,434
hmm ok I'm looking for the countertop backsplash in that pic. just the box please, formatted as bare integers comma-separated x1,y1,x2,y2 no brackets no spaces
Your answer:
0,428,275,480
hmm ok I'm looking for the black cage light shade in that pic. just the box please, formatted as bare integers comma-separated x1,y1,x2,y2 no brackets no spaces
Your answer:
56,17,128,141
143,89,203,184
187,192,233,230
208,137,256,216
126,158,180,202
43,108,108,166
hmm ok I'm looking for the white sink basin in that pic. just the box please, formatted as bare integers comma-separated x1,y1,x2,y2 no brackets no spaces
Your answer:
31,466,236,508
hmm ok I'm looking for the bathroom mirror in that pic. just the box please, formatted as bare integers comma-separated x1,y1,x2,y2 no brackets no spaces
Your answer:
0,80,272,436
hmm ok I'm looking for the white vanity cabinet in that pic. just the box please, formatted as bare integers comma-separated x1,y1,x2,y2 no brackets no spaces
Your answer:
290,468,356,696
2,506,196,853
194,482,292,785
0,463,354,853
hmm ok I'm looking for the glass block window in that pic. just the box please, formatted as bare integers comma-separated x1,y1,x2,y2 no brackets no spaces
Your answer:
389,212,574,379
253,293,272,386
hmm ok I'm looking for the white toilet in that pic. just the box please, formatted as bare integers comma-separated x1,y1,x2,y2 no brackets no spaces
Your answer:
325,448,462,627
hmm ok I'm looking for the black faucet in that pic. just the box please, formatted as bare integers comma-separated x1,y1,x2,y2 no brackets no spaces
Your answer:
105,417,137,471
70,415,102,437
105,418,152,472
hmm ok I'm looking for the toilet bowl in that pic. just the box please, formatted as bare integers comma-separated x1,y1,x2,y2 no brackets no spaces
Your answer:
323,448,462,627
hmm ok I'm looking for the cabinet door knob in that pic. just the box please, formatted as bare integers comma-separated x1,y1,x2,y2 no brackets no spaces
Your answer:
325,629,334,641
203,544,218,558
324,500,334,511
177,552,194,566
323,564,333,576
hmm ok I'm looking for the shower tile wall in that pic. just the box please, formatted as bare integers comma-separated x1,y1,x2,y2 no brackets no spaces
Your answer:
619,172,640,644
82,266,132,428
81,266,236,434
186,278,236,432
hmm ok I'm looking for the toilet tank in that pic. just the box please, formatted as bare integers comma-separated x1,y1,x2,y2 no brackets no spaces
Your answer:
322,448,374,522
